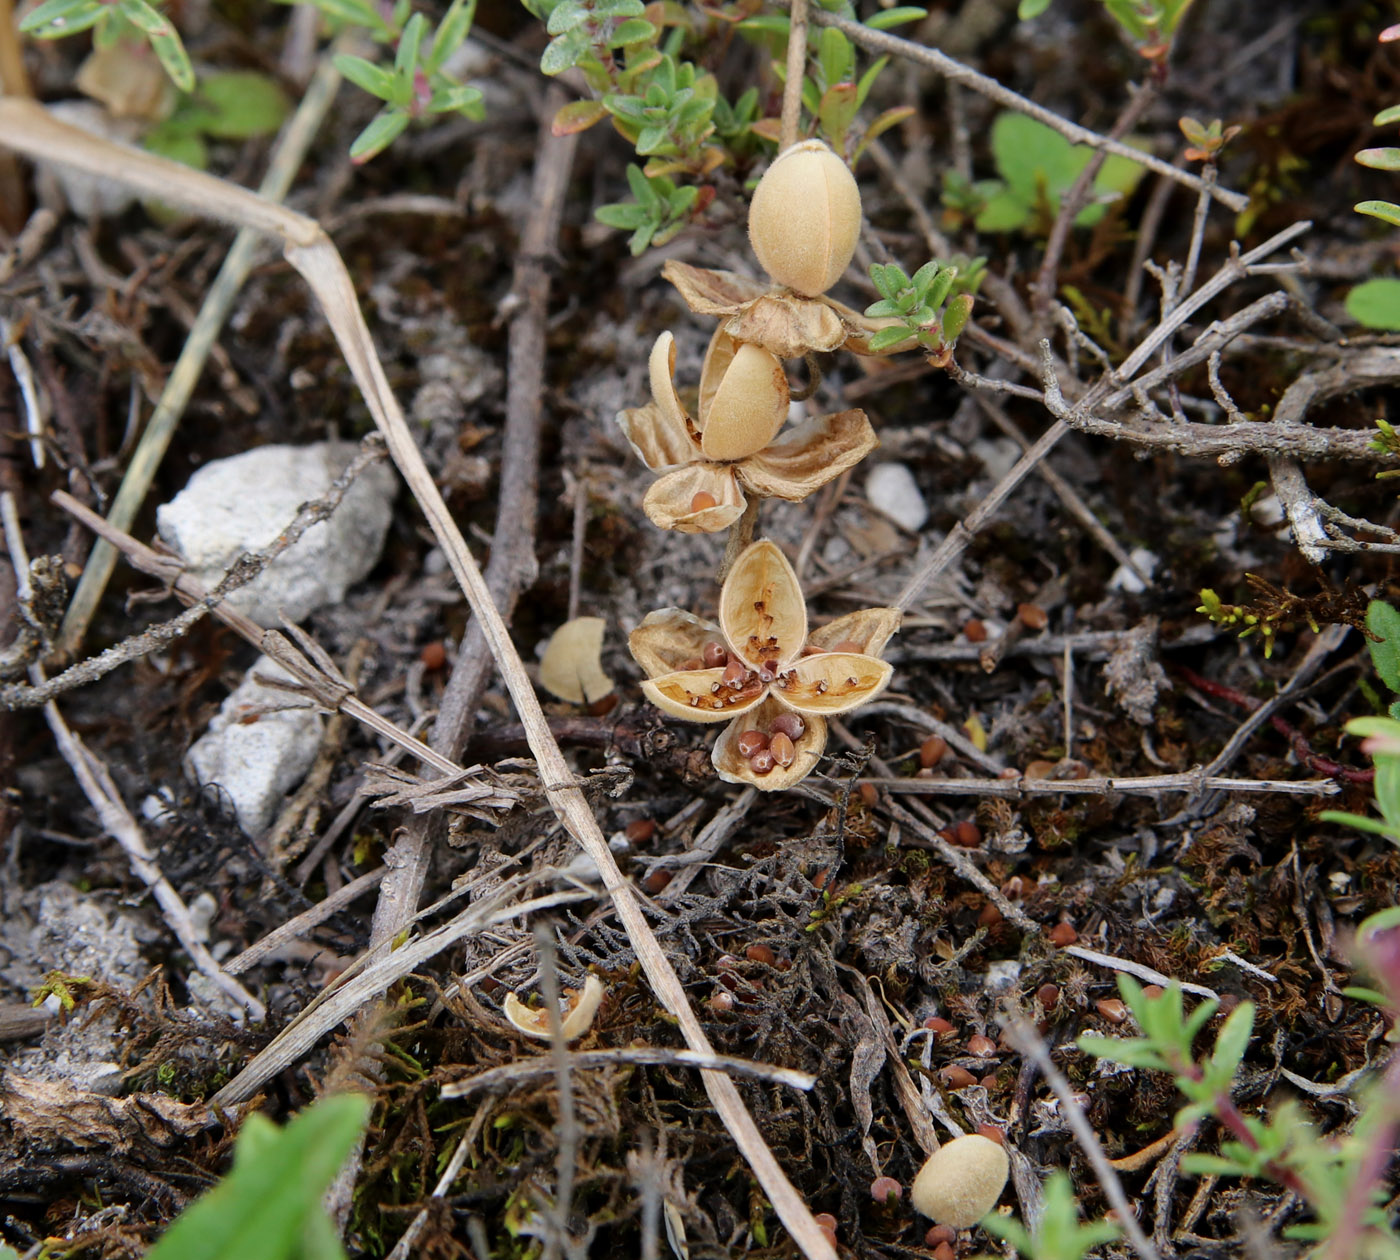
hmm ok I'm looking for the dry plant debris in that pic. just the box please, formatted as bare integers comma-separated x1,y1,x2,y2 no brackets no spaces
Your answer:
3,2,1400,1258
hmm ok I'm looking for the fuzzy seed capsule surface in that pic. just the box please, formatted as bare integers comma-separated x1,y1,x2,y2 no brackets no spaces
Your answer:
748,140,862,297
910,1134,1009,1228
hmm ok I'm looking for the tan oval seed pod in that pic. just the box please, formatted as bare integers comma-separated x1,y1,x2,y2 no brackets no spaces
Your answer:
748,140,862,297
910,1133,1009,1229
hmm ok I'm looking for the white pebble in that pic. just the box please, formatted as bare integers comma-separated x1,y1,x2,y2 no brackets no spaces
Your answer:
865,462,928,532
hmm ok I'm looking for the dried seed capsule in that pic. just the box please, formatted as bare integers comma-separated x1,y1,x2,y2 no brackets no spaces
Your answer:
680,656,704,671
770,712,806,740
748,140,862,297
750,748,776,774
690,490,718,513
769,730,795,767
829,639,862,653
702,641,728,669
911,1134,1009,1228
736,729,769,758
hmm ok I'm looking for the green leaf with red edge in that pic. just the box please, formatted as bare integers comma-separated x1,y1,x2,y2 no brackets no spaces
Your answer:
853,106,914,161
1358,147,1400,171
552,98,609,135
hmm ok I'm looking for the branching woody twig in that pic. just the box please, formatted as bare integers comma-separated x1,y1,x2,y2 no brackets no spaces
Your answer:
864,772,1338,799
794,5,1247,213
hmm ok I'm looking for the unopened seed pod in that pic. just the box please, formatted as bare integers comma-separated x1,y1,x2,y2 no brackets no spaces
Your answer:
910,1134,1009,1229
748,140,862,297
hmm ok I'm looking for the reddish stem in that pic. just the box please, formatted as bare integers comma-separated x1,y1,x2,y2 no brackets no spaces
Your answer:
1175,666,1374,784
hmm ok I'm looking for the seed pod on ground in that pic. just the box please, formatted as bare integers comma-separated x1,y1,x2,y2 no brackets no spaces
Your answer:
748,140,862,297
910,1133,1009,1228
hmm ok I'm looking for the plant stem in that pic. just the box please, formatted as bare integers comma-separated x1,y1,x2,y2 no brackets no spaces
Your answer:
780,0,807,151
718,496,760,583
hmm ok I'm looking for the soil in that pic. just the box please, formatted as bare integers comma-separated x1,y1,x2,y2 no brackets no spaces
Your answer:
2,0,1400,1256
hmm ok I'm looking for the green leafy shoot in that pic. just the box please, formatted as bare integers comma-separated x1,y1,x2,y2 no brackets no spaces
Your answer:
1319,714,1400,844
863,257,984,356
980,1171,1120,1259
21,0,194,92
1347,278,1400,331
323,0,484,162
145,1094,371,1260
595,164,700,254
143,70,291,171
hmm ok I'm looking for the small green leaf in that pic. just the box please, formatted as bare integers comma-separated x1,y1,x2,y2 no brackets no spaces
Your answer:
1366,600,1400,694
1347,278,1400,331
186,71,291,138
1317,809,1400,839
334,53,398,101
427,0,478,71
552,98,609,135
863,6,925,29
540,28,590,74
866,325,913,352
19,0,102,34
394,11,426,77
1018,0,1052,16
428,84,485,116
1375,104,1400,127
348,107,410,162
1359,147,1400,170
546,0,589,35
818,26,853,92
594,202,649,229
942,292,973,342
608,18,656,45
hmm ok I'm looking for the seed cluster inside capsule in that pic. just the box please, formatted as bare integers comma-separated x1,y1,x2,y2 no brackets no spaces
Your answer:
735,712,806,775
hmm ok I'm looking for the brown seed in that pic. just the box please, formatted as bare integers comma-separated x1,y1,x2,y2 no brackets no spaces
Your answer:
770,712,806,740
1096,998,1128,1024
702,641,728,668
681,656,705,671
925,1225,957,1248
829,638,862,653
769,730,795,767
1037,983,1060,1009
870,1176,902,1204
976,1123,1006,1146
625,818,657,845
420,640,447,670
1001,876,1025,899
641,868,672,894
800,643,825,655
978,901,1003,928
919,734,949,768
737,729,769,758
750,748,776,775
710,989,734,1012
690,490,718,512
1024,759,1056,780
722,657,748,687
963,617,987,642
941,1065,977,1089
813,1213,838,1232
745,943,776,966
1218,993,1241,1016
1048,921,1079,947
859,782,878,807
980,1073,999,1089
587,691,618,717
1141,984,1165,1000
818,1225,839,1250
954,820,982,848
923,1016,955,1036
1017,602,1049,631
967,1033,997,1057
932,1244,955,1260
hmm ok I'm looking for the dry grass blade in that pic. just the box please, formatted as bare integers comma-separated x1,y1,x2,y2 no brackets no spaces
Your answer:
0,98,837,1260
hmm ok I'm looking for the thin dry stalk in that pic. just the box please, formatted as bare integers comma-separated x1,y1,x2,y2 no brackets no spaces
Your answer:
55,51,345,657
0,99,837,1260
796,5,1246,212
780,0,808,152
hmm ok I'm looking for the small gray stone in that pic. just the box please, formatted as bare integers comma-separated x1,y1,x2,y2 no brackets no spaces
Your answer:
865,462,929,533
156,441,397,627
185,655,323,838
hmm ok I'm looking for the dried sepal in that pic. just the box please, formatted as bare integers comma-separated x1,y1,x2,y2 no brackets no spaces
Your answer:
713,696,828,791
538,616,614,705
697,331,790,462
617,400,697,472
807,606,903,659
502,973,606,1041
662,260,768,315
780,652,893,715
628,608,723,678
738,408,878,502
642,465,746,533
724,293,848,359
719,540,807,671
642,669,764,722
748,140,862,297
